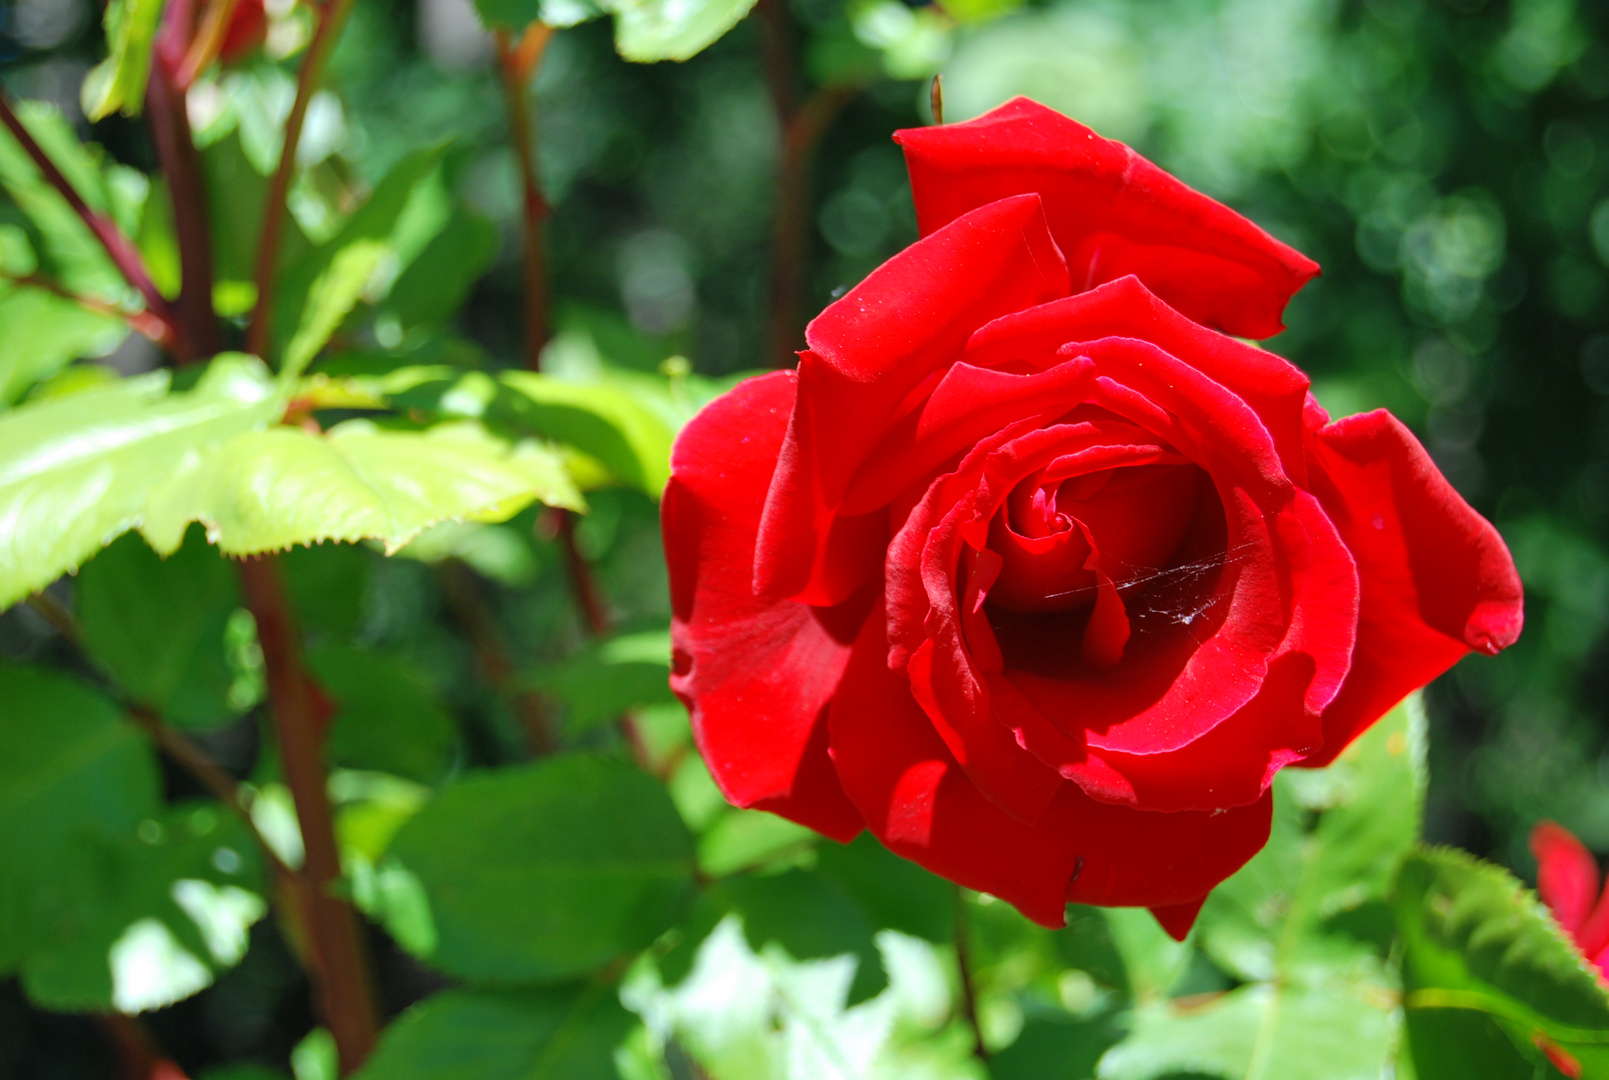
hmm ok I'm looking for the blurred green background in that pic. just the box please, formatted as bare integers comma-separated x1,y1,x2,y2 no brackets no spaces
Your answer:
2,0,1607,1073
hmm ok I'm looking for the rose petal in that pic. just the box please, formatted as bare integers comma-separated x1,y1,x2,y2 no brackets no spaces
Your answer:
756,194,1070,605
1530,821,1600,940
965,276,1312,482
1301,408,1524,765
665,371,865,840
896,98,1319,340
828,607,1274,925
1149,896,1209,942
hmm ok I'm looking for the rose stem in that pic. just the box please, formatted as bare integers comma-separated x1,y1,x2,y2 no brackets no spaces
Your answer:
954,886,990,1063
147,6,222,363
244,0,359,362
239,555,380,1073
0,89,179,348
495,22,556,373
488,20,649,764
175,0,244,89
757,0,858,369
436,559,559,755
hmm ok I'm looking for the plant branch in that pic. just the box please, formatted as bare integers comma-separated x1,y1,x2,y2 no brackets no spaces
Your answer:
147,33,222,362
0,271,174,346
0,89,177,343
244,0,358,361
436,558,558,755
760,12,859,371
495,23,556,372
954,887,989,1064
176,0,244,88
238,555,378,1075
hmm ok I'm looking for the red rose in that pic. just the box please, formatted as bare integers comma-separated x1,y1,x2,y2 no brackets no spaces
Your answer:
1532,822,1609,977
664,98,1523,936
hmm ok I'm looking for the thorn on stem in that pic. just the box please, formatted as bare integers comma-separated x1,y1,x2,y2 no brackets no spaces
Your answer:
930,74,944,125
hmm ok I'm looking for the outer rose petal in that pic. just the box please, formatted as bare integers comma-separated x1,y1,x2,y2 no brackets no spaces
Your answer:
1531,821,1601,939
828,605,1273,926
755,194,1070,605
1302,408,1524,765
896,98,1319,339
665,371,864,840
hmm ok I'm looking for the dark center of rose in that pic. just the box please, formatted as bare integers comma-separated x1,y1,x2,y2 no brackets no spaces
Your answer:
985,461,1204,614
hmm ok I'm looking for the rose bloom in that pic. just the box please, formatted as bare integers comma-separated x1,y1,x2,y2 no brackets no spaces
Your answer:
664,98,1523,937
1532,822,1609,978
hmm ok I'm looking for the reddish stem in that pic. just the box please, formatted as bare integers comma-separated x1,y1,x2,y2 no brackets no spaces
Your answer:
0,90,177,343
495,24,555,372
244,0,358,361
146,38,222,362
238,555,379,1075
755,0,858,367
953,887,989,1063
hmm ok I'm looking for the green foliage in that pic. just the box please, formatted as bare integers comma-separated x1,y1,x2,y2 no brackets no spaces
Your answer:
0,101,149,301
139,419,584,556
1396,846,1609,1078
0,355,281,610
0,285,127,407
525,628,675,735
355,985,636,1080
81,0,168,121
308,643,458,783
498,372,677,496
76,529,243,728
390,754,696,982
602,0,764,63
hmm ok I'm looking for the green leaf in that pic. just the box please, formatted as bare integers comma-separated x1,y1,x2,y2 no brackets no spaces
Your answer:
0,286,128,407
140,419,584,557
1395,846,1609,1079
991,1014,1122,1080
76,529,242,728
599,0,760,61
0,355,282,611
1096,982,1399,1080
273,147,448,358
814,832,955,945
0,101,146,301
1195,696,1425,987
308,643,457,784
390,754,696,982
81,0,169,121
379,207,498,333
281,239,390,381
471,0,602,31
525,629,675,736
715,869,889,1005
355,985,636,1080
0,666,160,976
22,803,267,1013
498,371,676,495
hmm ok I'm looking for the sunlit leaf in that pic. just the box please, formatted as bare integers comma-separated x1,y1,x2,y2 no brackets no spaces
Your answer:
1097,982,1398,1080
390,755,696,982
141,419,583,557
498,371,676,495
81,0,169,121
1396,846,1609,1079
600,0,761,62
0,286,129,407
0,355,282,611
281,239,390,380
356,985,635,1080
